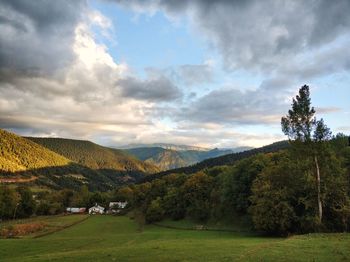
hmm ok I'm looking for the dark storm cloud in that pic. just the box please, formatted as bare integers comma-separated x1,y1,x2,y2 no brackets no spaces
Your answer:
117,76,183,102
0,0,86,76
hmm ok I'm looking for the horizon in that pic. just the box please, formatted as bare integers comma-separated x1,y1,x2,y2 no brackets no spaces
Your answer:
0,0,349,148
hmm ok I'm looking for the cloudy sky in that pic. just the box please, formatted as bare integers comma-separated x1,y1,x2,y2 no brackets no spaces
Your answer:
0,0,349,148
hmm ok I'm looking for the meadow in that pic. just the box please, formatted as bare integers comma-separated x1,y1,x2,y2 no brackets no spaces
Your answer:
0,215,349,261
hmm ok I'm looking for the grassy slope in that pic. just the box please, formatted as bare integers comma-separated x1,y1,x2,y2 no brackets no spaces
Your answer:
27,137,159,174
0,216,349,261
0,129,71,173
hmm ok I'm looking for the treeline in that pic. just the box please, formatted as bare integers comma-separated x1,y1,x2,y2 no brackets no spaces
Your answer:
0,185,126,221
117,134,349,235
117,86,350,236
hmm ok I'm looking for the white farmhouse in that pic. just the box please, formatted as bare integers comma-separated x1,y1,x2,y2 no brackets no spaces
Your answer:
89,204,105,214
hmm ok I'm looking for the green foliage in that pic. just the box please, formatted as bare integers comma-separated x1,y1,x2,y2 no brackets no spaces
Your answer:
281,85,316,142
145,197,165,223
249,148,350,235
0,186,19,220
222,154,271,215
16,186,36,219
182,173,214,221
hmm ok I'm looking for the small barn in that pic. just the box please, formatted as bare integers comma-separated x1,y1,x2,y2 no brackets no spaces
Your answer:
107,201,128,214
109,201,128,209
89,204,105,214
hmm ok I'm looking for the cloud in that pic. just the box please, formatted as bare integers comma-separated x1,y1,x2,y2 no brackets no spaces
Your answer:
0,0,347,148
175,80,293,125
316,107,342,114
0,0,86,76
0,9,157,142
113,0,350,73
117,76,182,102
178,63,213,86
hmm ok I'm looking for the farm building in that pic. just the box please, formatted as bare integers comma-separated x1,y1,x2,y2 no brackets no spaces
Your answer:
109,201,128,209
89,204,105,214
66,207,86,214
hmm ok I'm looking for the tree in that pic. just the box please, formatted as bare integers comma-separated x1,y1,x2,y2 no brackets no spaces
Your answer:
0,186,19,220
281,85,316,142
16,186,36,218
281,85,331,223
145,197,164,223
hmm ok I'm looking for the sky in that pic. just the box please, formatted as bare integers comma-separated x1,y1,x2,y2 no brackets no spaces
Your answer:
0,0,349,148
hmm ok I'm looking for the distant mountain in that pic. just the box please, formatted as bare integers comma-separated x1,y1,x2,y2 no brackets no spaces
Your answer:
0,128,160,191
119,143,210,152
124,146,249,171
141,141,289,182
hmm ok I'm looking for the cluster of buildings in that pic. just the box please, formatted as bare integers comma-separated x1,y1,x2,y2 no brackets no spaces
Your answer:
66,201,128,215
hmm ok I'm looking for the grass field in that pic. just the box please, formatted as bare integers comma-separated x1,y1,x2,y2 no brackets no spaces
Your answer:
0,215,349,261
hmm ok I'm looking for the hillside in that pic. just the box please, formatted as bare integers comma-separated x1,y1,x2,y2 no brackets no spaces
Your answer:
27,137,159,174
0,129,103,190
0,129,159,191
0,129,72,173
124,147,242,171
141,140,289,182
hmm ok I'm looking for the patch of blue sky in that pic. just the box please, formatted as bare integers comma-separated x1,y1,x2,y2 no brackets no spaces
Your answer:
89,0,206,77
310,73,350,133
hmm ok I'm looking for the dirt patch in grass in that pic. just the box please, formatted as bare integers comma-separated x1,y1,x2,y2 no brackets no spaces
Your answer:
0,223,45,238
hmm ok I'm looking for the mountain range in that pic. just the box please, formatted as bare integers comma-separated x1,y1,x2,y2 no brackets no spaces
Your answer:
123,145,252,170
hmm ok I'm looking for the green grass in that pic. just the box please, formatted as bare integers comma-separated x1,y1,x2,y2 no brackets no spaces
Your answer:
155,216,252,232
0,215,349,261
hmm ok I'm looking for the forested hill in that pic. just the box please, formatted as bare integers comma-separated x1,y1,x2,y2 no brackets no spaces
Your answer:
0,129,72,172
0,129,160,191
27,137,159,174
141,140,289,182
